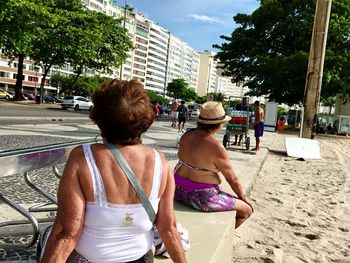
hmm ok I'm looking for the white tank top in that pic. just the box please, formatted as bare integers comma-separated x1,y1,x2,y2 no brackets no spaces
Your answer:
75,144,163,262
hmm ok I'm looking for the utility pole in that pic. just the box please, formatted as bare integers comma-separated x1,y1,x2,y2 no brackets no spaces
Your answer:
302,0,332,139
119,0,127,80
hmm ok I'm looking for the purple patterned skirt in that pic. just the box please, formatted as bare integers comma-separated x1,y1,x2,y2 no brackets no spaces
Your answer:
174,173,236,212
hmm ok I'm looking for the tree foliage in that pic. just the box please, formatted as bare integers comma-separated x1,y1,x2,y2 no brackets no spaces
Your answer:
0,0,133,102
0,0,51,99
145,90,168,105
214,0,350,105
166,78,198,102
31,0,133,102
50,74,111,97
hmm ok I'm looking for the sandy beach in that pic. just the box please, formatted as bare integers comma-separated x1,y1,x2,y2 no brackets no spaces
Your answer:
231,135,350,263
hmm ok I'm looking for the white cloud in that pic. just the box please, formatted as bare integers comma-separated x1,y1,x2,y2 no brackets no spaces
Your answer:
188,14,224,24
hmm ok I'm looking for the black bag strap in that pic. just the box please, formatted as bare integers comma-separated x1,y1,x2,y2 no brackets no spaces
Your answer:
106,143,156,224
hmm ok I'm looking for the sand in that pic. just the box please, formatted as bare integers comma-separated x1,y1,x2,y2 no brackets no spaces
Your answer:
231,135,350,263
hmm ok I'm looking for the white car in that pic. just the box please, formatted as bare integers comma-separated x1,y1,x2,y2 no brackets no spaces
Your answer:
61,96,93,111
190,109,200,118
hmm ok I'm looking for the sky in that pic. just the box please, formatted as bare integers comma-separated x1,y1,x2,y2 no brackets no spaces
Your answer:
114,0,260,52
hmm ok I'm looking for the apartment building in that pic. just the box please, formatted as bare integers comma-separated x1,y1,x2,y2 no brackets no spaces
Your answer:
166,35,199,92
0,50,56,95
87,0,169,94
145,22,169,94
197,51,217,96
215,67,244,97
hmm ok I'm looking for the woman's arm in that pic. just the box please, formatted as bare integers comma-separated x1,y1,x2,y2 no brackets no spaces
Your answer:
214,143,254,208
41,147,86,263
156,159,187,263
214,143,245,197
214,143,254,211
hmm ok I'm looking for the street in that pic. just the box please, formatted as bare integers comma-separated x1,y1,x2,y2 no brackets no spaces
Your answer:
0,101,98,152
0,101,198,153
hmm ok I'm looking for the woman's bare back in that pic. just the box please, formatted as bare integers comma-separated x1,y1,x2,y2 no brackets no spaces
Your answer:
177,129,222,185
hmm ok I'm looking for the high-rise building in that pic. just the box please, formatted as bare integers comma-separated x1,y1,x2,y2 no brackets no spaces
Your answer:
166,35,199,92
145,22,169,94
197,51,217,96
216,67,244,97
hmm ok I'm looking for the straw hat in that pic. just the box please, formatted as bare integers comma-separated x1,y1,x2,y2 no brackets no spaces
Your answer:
198,101,231,124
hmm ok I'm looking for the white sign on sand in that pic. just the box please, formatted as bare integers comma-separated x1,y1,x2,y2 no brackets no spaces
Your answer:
285,137,321,159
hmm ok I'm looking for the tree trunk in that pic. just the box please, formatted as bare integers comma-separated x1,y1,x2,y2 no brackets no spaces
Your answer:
39,67,51,104
71,66,82,90
14,54,24,101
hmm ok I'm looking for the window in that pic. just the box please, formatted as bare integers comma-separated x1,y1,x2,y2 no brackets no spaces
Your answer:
0,71,10,78
28,76,39,82
13,74,25,80
13,63,27,70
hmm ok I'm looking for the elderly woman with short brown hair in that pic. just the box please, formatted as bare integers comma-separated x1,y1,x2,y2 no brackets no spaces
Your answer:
174,101,254,229
40,79,186,263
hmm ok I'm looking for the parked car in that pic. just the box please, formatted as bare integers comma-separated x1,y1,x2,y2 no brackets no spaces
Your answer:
44,95,56,103
52,95,63,103
160,105,171,115
0,89,13,100
24,93,35,101
189,108,200,118
61,95,93,111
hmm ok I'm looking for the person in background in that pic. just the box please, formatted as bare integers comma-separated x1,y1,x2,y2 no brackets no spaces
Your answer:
174,101,254,229
40,79,186,263
154,101,160,121
177,100,188,133
277,116,286,132
170,99,179,128
252,100,264,151
233,97,249,146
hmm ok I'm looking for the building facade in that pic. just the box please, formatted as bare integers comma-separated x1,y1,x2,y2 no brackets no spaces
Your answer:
197,51,218,96
215,67,244,97
166,35,199,92
0,51,55,95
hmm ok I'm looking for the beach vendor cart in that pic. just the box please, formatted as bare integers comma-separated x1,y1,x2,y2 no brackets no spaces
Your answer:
223,96,252,150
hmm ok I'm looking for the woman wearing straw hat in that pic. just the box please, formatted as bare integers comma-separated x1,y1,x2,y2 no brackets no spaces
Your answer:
174,101,254,228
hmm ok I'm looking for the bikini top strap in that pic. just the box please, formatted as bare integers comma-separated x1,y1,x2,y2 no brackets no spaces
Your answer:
175,159,219,174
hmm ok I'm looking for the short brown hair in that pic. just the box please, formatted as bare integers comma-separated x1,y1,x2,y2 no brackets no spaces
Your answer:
90,79,154,145
197,122,221,133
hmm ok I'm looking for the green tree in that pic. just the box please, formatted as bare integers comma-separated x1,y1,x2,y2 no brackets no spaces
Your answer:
145,90,168,105
209,92,225,103
321,95,336,114
0,0,51,100
32,1,133,103
50,74,111,96
67,10,133,88
194,96,207,104
214,0,350,105
182,88,198,102
166,78,189,99
166,78,198,102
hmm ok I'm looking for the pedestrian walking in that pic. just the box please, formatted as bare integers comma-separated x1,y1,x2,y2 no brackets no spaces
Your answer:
170,99,179,128
177,101,188,133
